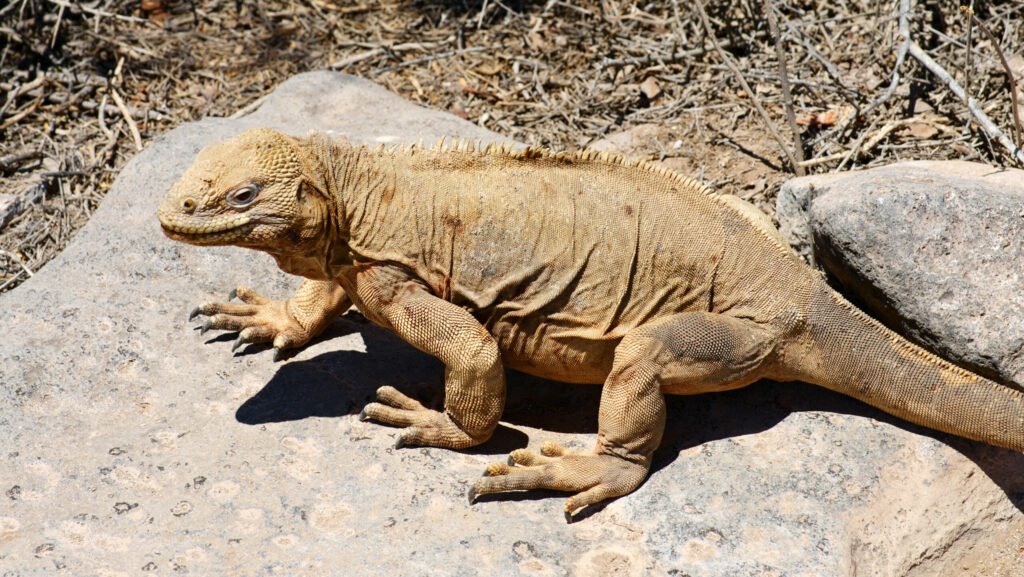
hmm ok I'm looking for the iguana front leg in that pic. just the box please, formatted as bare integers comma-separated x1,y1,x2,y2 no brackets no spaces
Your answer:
190,278,350,359
470,312,777,521
350,265,505,449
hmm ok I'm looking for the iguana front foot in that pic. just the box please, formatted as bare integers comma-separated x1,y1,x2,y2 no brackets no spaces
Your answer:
468,442,648,522
360,386,486,449
189,286,313,360
189,279,350,360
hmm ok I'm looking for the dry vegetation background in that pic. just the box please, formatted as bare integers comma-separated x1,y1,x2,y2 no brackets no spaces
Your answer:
0,0,1022,292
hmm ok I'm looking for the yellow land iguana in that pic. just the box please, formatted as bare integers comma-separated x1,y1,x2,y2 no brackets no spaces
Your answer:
157,128,1024,521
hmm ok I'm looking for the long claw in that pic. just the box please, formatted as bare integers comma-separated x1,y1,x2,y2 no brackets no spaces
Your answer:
358,408,370,422
272,347,283,362
467,487,478,505
228,288,238,301
201,320,213,334
564,510,574,524
189,307,202,321
231,336,245,352
393,434,407,450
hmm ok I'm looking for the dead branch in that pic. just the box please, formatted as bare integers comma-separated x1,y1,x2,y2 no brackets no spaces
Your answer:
970,14,1022,151
694,0,800,173
109,88,143,151
765,1,805,176
963,2,974,104
0,150,42,172
860,0,911,120
908,42,1024,165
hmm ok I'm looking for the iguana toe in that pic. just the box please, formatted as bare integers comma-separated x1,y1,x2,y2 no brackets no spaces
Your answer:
231,326,274,353
508,447,558,466
230,285,268,305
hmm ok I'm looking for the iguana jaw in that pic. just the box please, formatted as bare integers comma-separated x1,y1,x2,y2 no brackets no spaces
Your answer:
158,212,257,245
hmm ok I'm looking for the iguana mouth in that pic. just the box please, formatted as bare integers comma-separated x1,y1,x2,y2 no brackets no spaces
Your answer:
159,213,254,242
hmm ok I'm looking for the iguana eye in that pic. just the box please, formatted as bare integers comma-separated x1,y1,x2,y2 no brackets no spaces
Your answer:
226,184,260,208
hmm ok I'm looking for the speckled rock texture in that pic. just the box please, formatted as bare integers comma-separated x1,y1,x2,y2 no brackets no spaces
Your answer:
777,162,1024,387
2,73,1023,576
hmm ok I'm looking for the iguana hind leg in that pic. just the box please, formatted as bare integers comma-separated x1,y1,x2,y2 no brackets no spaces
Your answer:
470,312,778,520
189,278,349,359
350,265,506,450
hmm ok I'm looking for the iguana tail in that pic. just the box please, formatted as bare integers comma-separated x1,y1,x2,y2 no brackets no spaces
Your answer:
790,284,1024,451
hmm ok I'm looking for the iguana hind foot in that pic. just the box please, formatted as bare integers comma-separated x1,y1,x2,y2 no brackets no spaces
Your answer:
470,442,647,522
360,386,485,449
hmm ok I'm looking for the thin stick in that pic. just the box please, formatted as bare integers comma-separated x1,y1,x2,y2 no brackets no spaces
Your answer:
0,250,33,277
600,32,767,70
229,94,268,119
799,117,950,168
908,42,1024,165
476,0,490,29
372,47,486,75
49,2,64,49
970,14,1022,150
0,95,41,130
97,93,115,141
330,48,384,70
962,2,974,105
45,0,147,23
693,0,800,173
859,0,911,120
0,149,42,171
765,0,805,175
110,88,143,151
784,21,859,97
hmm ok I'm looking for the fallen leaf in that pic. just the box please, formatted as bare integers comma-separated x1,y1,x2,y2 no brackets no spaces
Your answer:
795,110,837,127
476,61,503,76
912,99,934,115
640,77,662,101
902,122,939,139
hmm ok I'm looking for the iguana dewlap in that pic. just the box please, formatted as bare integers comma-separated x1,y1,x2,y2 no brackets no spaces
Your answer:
157,128,1024,521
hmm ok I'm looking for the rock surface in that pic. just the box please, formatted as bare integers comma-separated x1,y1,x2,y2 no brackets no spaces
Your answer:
1,72,1022,576
777,162,1024,387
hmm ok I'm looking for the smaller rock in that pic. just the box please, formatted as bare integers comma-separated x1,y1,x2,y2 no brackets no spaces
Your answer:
776,161,1024,385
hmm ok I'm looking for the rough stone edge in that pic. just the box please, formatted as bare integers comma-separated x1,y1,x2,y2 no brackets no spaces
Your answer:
776,160,1024,267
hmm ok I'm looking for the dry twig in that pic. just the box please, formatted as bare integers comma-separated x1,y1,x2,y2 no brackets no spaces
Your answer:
969,14,1022,150
765,1,805,175
694,0,800,172
109,88,143,151
908,42,1024,164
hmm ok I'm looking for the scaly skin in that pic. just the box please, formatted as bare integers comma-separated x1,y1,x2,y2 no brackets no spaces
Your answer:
158,128,1024,521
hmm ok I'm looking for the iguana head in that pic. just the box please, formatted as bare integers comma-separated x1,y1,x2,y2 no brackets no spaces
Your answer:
158,128,330,251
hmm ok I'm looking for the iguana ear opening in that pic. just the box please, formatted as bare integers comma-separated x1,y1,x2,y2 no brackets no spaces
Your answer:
297,177,329,203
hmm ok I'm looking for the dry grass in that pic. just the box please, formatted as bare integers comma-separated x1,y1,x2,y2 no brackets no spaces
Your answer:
1,0,1022,292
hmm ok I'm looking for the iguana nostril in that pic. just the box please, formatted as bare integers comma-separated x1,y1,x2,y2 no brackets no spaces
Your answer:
182,198,196,213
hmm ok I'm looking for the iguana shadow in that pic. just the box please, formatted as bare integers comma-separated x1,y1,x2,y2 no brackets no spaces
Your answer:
236,313,1024,511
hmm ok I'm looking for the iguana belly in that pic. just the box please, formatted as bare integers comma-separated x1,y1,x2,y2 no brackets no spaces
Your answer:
487,317,618,384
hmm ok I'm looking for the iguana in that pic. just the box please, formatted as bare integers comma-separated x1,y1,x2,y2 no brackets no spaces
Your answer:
157,128,1024,521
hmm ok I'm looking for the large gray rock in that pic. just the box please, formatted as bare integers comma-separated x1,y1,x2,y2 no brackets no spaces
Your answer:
1,73,1022,576
777,162,1024,387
